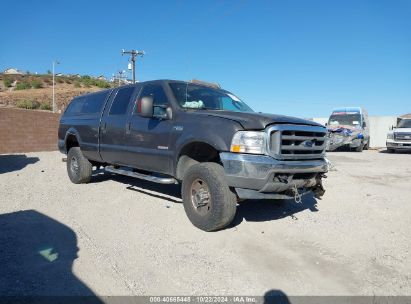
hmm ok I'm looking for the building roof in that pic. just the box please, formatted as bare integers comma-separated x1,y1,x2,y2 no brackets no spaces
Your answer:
3,68,23,75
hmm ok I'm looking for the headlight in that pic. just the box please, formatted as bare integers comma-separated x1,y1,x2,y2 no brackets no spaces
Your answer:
387,133,394,139
230,131,266,154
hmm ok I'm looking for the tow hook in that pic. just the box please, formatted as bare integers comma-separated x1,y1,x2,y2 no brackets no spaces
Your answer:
292,184,303,204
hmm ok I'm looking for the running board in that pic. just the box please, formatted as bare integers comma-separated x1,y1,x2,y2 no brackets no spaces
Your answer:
105,166,177,184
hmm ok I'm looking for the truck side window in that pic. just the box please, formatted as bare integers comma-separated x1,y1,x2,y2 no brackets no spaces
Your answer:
109,87,135,115
82,92,109,114
65,98,84,115
137,84,168,115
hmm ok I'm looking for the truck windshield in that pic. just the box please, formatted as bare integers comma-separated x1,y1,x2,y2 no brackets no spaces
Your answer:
169,82,254,112
397,119,411,128
328,114,362,126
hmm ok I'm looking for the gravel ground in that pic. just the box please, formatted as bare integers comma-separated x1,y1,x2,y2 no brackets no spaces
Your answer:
0,150,410,297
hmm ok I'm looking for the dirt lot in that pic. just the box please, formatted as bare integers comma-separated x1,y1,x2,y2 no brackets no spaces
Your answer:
0,150,410,297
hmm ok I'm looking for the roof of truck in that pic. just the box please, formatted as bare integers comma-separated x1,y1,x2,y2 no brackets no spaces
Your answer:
71,79,229,101
331,107,363,115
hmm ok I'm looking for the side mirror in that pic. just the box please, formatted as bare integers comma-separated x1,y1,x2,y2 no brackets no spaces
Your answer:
362,122,366,128
389,125,394,130
325,122,328,127
138,96,153,118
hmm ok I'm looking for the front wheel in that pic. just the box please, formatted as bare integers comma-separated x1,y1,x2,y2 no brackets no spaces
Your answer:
67,147,92,184
354,142,364,152
181,163,237,231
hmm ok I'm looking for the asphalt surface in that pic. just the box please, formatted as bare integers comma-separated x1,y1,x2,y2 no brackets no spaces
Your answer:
0,150,410,297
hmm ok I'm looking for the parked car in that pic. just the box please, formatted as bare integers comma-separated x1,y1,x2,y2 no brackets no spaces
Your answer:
386,117,411,153
326,107,370,152
58,80,328,231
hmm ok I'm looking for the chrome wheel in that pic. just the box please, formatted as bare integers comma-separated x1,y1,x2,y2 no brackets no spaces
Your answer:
191,178,211,215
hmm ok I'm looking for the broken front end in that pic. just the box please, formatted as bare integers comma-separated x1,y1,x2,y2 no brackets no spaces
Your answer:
326,126,364,151
220,124,329,203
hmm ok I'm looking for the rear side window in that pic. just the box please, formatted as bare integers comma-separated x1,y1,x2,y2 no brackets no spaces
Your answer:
109,87,135,115
65,91,109,116
65,97,85,115
82,92,109,114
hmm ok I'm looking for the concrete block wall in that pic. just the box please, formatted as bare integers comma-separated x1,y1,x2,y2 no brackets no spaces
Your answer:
0,108,61,154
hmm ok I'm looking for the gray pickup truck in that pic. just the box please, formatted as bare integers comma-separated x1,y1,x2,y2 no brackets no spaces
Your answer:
58,80,328,231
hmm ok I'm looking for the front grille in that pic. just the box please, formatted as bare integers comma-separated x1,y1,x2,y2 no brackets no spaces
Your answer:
268,125,327,160
394,132,411,141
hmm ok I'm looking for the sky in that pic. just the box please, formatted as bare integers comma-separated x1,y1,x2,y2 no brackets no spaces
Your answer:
1,0,410,118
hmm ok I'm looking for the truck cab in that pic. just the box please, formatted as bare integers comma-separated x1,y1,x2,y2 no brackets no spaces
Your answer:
58,80,328,231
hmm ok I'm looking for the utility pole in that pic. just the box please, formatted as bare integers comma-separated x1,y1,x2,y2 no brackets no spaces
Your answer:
121,49,145,84
52,60,60,113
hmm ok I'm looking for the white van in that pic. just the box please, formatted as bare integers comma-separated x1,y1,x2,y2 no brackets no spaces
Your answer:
326,107,370,152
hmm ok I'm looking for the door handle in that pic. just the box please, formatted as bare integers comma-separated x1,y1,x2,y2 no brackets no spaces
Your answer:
102,122,107,133
126,122,131,134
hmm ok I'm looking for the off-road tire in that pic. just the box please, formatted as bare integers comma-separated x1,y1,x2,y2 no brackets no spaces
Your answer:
67,147,92,184
182,162,237,231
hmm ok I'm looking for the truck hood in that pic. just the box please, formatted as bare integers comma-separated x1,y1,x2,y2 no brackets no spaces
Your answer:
192,110,323,130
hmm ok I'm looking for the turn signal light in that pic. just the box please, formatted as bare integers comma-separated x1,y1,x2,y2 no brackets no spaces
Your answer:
231,145,241,153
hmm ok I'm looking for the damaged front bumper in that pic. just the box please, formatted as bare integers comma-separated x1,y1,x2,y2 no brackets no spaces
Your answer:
327,129,363,151
220,152,328,200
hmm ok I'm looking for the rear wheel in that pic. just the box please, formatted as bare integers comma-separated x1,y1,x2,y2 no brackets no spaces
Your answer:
182,163,237,231
67,147,92,184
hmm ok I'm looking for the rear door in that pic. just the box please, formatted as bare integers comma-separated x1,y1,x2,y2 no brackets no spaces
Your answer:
124,83,174,174
99,86,137,165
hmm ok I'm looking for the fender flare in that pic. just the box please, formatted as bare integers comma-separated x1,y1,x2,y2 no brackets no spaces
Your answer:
64,128,83,153
173,136,229,175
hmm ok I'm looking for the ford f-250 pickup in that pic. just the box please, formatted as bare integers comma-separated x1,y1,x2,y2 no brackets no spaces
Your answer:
58,79,328,231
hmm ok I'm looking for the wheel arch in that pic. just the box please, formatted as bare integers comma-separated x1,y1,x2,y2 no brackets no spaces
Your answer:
64,128,82,153
175,140,223,180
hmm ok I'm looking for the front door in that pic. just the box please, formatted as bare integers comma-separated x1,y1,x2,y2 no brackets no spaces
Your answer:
125,83,174,175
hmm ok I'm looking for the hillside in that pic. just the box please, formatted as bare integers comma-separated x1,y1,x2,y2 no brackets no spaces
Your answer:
0,73,113,112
